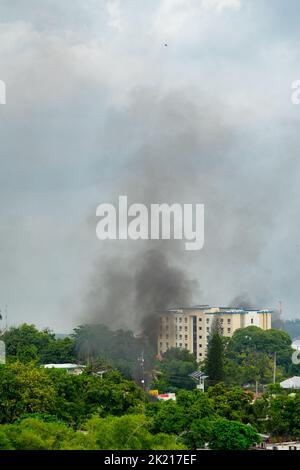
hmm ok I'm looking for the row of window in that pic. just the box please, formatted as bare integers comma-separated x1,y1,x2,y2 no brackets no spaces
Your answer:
160,316,232,324
159,328,231,341
160,328,231,338
159,344,206,358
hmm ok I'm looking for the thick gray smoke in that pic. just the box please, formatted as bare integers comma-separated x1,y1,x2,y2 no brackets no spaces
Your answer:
81,87,283,331
82,89,226,330
84,246,199,336
229,294,256,310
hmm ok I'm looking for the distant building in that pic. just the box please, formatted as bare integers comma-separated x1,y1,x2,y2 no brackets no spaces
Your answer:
264,442,300,451
280,376,300,389
43,363,85,375
291,338,300,351
158,305,272,361
157,393,176,401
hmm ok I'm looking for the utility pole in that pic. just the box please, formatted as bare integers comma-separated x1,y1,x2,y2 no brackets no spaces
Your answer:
189,371,208,392
140,351,145,390
139,351,146,413
273,352,277,384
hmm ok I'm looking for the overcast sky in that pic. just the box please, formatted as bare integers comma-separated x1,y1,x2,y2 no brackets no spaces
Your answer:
1,0,300,332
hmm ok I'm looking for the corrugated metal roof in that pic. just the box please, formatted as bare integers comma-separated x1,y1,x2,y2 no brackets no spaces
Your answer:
280,376,300,389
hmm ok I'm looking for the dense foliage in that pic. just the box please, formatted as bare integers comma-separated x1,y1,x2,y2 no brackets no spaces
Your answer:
152,348,198,392
0,415,185,450
205,326,225,385
1,324,75,364
73,324,154,380
222,326,299,386
0,322,299,450
0,363,144,426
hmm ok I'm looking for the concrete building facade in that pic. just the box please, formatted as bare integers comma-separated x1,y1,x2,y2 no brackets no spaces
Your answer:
158,305,272,361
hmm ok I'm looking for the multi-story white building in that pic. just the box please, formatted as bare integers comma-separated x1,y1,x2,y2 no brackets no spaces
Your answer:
158,305,272,361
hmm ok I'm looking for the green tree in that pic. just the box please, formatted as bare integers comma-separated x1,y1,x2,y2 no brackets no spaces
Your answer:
183,417,214,449
205,322,224,385
0,363,56,423
265,394,300,438
84,414,186,450
152,348,198,392
73,324,154,380
0,431,14,450
0,417,86,450
208,384,254,422
147,390,215,435
0,363,145,426
40,337,76,364
1,324,53,363
209,418,260,450
0,324,76,364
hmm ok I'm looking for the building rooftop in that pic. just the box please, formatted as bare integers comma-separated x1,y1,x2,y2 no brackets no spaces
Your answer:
280,376,300,389
159,306,273,314
43,363,85,369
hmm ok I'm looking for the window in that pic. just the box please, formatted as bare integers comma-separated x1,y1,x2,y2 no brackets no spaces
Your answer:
185,343,188,348
179,334,182,339
184,318,188,323
160,342,162,347
185,335,188,340
199,317,202,321
166,342,169,347
179,318,182,323
185,326,188,331
199,335,202,339
206,327,210,332
175,334,178,339
199,352,202,357
199,344,202,348
199,326,202,330
179,326,182,331
251,318,254,324
179,343,182,347
227,319,231,323
220,318,224,323
166,334,169,339
227,328,231,333
206,318,209,324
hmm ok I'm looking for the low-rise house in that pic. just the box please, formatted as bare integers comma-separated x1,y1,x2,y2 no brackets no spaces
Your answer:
280,376,300,390
43,363,86,375
265,442,300,451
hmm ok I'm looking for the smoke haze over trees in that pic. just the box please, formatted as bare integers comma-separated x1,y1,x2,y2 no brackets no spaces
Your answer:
1,1,300,330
